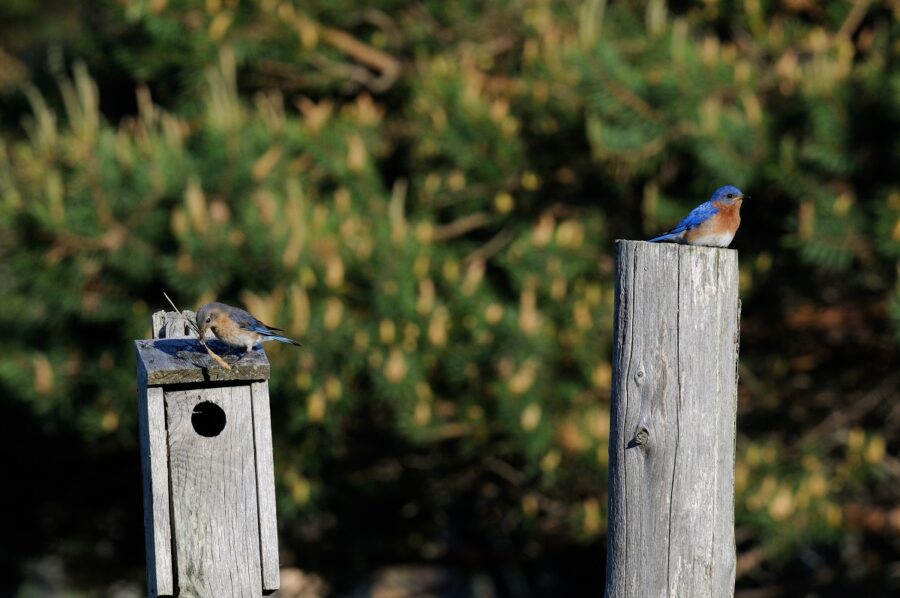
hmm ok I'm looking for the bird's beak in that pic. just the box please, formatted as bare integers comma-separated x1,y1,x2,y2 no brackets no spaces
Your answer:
740,194,750,201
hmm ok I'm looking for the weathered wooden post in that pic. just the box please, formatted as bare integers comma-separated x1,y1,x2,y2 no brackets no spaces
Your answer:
605,241,740,598
136,310,280,597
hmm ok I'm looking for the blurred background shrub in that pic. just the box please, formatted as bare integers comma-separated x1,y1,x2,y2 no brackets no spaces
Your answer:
0,0,897,595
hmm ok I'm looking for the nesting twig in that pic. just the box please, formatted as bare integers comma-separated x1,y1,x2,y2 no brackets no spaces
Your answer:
163,292,231,370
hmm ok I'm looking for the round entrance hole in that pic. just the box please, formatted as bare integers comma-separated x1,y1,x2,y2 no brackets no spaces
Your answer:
191,401,226,437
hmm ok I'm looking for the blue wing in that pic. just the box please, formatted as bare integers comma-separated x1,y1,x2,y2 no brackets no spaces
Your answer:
648,200,719,243
228,309,283,335
228,308,300,345
667,200,718,234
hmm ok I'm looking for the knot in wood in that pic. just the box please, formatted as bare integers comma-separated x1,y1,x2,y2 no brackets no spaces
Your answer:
634,369,646,386
634,426,649,446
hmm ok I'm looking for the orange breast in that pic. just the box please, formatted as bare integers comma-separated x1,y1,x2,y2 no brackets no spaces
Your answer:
712,200,742,230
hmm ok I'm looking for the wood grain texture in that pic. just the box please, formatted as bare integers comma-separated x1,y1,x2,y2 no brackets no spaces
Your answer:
166,386,263,597
137,379,174,597
251,381,281,591
605,240,739,598
152,310,196,339
135,338,270,386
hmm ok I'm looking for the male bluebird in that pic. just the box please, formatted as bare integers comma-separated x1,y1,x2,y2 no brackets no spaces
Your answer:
648,185,749,248
196,302,301,353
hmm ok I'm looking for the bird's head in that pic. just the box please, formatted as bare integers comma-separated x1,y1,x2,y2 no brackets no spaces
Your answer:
195,302,225,339
711,185,749,205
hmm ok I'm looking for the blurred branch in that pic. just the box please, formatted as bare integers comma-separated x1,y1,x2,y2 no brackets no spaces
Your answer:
836,0,871,40
736,546,768,580
880,455,900,482
320,26,401,92
308,53,379,91
255,60,314,91
432,212,493,241
465,227,514,264
355,9,400,47
843,502,900,535
482,455,525,486
799,373,897,447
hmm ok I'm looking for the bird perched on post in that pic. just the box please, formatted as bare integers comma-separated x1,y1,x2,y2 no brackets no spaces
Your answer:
648,185,749,248
196,302,301,353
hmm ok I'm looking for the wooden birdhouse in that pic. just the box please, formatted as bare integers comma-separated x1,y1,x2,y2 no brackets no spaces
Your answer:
135,311,280,597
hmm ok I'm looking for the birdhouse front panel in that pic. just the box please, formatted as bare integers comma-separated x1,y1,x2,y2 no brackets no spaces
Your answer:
165,385,262,597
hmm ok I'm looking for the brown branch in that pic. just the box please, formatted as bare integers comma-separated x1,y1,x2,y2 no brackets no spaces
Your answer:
355,9,400,46
799,373,897,446
836,0,872,40
431,212,493,241
465,227,514,264
320,26,401,92
735,546,768,579
307,53,377,89
482,455,526,486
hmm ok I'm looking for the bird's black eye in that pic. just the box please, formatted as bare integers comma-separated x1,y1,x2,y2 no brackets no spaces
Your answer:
206,316,212,323
726,193,734,198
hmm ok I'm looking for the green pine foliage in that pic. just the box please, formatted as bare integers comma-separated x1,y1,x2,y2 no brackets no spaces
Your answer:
0,0,897,591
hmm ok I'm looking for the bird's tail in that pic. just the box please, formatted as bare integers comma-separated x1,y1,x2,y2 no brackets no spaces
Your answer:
648,231,683,243
270,335,302,346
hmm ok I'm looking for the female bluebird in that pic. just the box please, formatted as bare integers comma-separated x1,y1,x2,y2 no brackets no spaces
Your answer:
196,302,301,353
649,185,749,247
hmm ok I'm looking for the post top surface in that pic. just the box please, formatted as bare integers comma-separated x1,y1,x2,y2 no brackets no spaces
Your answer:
135,338,270,386
614,239,738,256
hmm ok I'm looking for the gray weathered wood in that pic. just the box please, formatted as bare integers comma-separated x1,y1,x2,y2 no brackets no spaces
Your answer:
166,385,263,597
152,309,219,341
135,338,270,386
152,309,196,339
137,379,174,596
251,381,281,591
605,240,739,598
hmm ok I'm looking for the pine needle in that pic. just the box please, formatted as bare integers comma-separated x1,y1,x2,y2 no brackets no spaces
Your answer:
163,292,232,370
